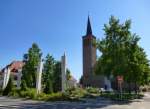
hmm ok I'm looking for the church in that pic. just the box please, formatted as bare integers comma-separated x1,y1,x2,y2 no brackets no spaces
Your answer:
82,16,111,89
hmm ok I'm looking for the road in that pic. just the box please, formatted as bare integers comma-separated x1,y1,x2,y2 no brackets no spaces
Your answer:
0,93,150,109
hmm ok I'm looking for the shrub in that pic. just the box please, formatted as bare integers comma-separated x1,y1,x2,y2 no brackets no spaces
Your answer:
47,93,65,101
86,87,101,95
7,87,102,101
65,87,87,99
37,92,72,101
8,88,69,101
19,88,37,99
9,88,37,99
101,92,144,101
20,80,27,91
37,93,49,100
9,88,20,97
43,80,53,94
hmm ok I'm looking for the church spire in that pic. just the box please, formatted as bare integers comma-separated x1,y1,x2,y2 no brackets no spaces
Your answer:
86,16,92,35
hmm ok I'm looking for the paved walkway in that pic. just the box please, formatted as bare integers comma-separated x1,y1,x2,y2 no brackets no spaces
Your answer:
0,93,150,109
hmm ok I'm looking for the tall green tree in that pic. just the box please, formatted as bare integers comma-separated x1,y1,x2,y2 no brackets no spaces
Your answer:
21,43,42,88
126,42,150,90
96,16,131,77
42,54,55,94
95,16,150,91
66,69,71,81
53,61,62,92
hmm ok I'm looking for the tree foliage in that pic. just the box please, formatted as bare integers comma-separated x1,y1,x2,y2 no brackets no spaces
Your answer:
43,56,71,93
20,80,27,91
42,54,55,94
53,61,62,92
66,69,72,81
21,43,63,93
95,16,150,87
21,43,42,88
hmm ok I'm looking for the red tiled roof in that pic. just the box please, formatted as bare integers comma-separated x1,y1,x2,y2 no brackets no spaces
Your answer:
10,61,24,70
1,61,24,73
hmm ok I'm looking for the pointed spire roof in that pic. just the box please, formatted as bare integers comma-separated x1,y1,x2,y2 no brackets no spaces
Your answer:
86,16,92,35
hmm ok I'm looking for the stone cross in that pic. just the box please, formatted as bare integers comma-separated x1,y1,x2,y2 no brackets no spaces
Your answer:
36,59,43,94
2,67,11,90
61,53,67,93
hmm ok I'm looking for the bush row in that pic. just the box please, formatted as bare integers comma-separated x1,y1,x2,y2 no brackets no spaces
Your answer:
2,87,144,101
7,87,101,101
101,92,144,101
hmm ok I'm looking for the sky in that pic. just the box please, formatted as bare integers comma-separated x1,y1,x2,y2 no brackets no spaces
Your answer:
0,0,150,81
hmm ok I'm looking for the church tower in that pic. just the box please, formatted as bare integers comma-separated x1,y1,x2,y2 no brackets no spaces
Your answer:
82,16,97,86
82,16,105,88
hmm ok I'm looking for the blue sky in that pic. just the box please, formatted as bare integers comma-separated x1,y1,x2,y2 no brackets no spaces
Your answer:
0,0,150,81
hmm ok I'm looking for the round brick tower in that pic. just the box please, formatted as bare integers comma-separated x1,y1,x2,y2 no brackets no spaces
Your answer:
82,16,105,88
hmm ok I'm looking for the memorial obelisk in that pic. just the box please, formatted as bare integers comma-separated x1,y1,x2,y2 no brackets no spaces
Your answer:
61,53,67,93
36,59,43,94
2,68,11,90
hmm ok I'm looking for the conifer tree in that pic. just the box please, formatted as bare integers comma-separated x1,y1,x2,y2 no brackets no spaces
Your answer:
42,54,55,94
21,43,42,89
66,69,71,81
53,61,62,92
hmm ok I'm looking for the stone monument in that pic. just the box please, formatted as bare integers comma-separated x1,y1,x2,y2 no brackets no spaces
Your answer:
61,53,67,93
2,67,11,90
36,59,43,94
